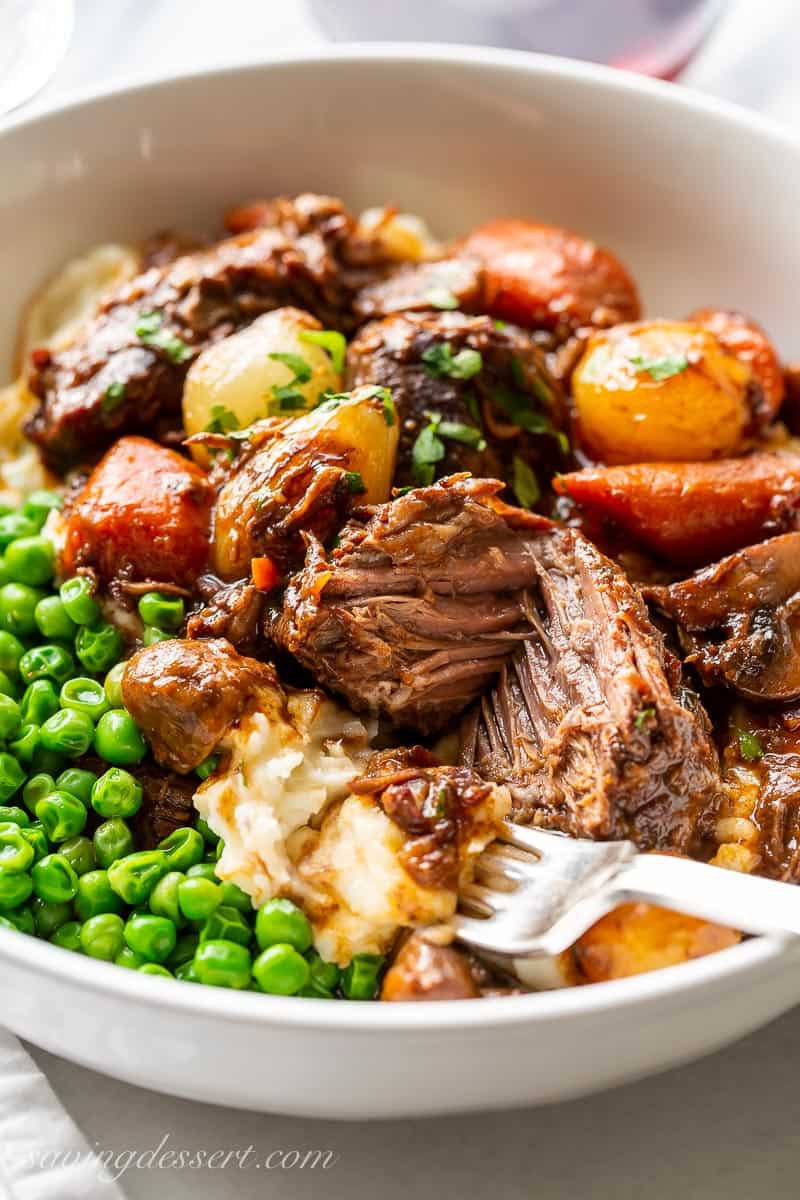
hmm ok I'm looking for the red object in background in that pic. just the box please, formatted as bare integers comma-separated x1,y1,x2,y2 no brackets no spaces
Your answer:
312,0,727,81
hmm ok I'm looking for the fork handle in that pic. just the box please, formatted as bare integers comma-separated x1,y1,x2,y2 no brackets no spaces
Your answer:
615,854,800,938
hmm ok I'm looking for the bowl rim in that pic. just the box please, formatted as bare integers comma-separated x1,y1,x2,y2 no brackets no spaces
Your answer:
1,44,799,1031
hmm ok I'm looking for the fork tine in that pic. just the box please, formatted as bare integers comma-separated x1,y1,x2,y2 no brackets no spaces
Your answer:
477,847,535,884
498,821,569,856
460,882,503,915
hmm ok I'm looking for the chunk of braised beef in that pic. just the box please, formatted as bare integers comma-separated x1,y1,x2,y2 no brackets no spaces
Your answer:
130,765,198,848
647,532,800,703
26,194,389,470
121,638,274,773
270,476,556,732
346,310,565,495
459,520,723,852
187,578,265,651
353,258,484,322
353,746,495,890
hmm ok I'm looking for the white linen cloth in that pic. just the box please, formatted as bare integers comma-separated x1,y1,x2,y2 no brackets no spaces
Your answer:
0,1,797,1197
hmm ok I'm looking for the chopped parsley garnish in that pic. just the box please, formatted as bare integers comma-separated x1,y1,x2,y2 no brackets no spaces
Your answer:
492,380,569,455
359,385,396,426
268,351,312,413
736,727,764,762
133,310,191,364
494,319,508,331
393,485,413,497
343,471,367,494
629,353,690,382
464,391,481,426
410,410,486,486
421,342,483,381
426,287,459,311
299,328,347,373
204,405,241,434
102,381,127,412
512,456,540,509
634,707,656,730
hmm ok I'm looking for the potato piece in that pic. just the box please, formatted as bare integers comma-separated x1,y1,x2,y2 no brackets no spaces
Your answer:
182,307,343,456
572,320,751,464
574,899,740,983
356,207,441,262
212,386,399,580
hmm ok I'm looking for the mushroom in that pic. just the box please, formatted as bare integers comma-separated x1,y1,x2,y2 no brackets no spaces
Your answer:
647,532,800,702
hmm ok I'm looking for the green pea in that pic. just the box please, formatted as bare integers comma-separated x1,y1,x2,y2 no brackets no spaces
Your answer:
177,876,222,922
0,823,34,872
0,631,24,676
22,774,54,814
21,823,49,863
124,913,176,963
0,582,46,635
51,920,82,952
298,979,336,1000
137,591,185,631
142,626,173,646
0,870,32,909
31,896,71,937
194,815,219,844
306,950,340,993
108,849,167,905
6,903,36,937
158,826,204,873
195,755,219,782
40,709,95,758
35,790,87,842
149,871,186,927
93,710,146,766
4,536,55,586
93,818,134,869
253,943,310,996
90,767,142,818
59,677,109,722
20,679,59,726
0,753,25,802
0,514,37,549
19,643,75,686
0,694,21,739
199,904,251,947
0,670,18,699
186,861,218,883
0,915,18,932
75,623,123,673
167,930,199,968
80,912,125,960
32,853,79,903
59,576,100,626
255,898,313,954
74,869,124,921
9,724,39,764
23,490,63,530
194,939,252,989
56,767,98,806
139,962,173,977
59,835,96,877
30,746,66,777
34,595,76,642
103,662,126,709
175,960,199,983
115,946,145,969
219,880,253,914
0,806,29,828
341,953,384,1000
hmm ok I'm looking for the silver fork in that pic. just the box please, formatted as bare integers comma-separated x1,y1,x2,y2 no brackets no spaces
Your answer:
454,821,800,958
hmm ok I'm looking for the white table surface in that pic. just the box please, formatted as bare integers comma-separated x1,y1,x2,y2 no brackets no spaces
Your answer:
6,1,800,1196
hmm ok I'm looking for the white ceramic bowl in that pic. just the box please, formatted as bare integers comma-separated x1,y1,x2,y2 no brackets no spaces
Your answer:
1,47,800,1118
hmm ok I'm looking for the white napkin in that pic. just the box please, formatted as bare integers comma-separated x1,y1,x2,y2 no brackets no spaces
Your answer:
0,1027,123,1200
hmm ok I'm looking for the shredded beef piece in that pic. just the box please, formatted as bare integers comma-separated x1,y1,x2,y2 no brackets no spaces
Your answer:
26,194,387,470
131,766,198,848
270,476,554,732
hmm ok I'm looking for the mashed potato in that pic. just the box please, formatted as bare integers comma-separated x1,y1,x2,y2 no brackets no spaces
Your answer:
196,677,509,966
